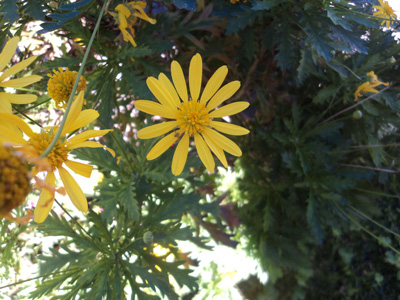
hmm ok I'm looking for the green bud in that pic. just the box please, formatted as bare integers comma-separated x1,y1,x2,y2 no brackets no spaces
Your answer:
143,231,154,245
353,110,363,119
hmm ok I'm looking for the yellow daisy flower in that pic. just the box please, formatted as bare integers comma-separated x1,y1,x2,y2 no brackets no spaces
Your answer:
354,71,389,101
0,91,114,223
109,1,156,47
373,0,398,28
135,53,250,176
0,36,42,114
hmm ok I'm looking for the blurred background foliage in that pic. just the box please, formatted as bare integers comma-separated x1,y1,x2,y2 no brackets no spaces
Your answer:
1,0,400,299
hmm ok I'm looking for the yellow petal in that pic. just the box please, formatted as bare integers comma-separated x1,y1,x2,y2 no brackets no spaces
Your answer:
0,37,19,73
121,28,137,47
68,140,115,157
135,100,177,119
65,160,93,178
0,75,42,88
171,133,189,176
147,132,178,160
137,121,178,139
59,167,88,213
203,127,242,157
116,4,131,17
0,56,38,82
147,77,176,109
0,92,37,104
206,81,241,111
189,54,202,102
34,172,55,223
0,125,26,144
61,90,85,136
201,132,228,168
65,109,99,134
132,5,157,24
194,133,215,172
158,73,181,107
68,129,113,145
171,60,188,102
0,112,34,137
0,98,12,113
200,66,228,104
209,102,249,118
210,120,250,136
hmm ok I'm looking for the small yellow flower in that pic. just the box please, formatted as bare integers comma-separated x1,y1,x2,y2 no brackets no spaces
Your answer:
354,71,389,101
0,36,42,114
0,144,31,217
47,67,87,109
135,53,250,176
373,0,398,28
109,1,156,47
0,91,114,223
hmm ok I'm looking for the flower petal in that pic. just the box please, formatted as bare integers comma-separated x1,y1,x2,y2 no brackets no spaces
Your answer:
147,76,176,109
0,56,38,82
68,140,115,157
135,100,177,119
201,132,228,168
158,73,181,107
203,127,242,157
0,125,26,144
171,60,188,102
209,102,249,118
65,160,93,178
0,75,42,88
34,171,55,223
0,97,12,113
65,109,99,134
147,132,178,160
137,121,178,139
0,112,34,137
67,129,113,145
200,66,228,104
210,121,249,136
171,133,189,176
0,92,37,104
0,37,19,73
59,167,88,213
189,53,202,102
194,133,215,172
61,90,85,136
206,81,241,111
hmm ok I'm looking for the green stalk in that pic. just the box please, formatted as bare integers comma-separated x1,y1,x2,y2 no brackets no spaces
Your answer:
40,0,110,158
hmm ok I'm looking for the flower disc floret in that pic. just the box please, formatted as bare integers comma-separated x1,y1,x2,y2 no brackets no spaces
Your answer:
176,101,210,135
0,145,30,216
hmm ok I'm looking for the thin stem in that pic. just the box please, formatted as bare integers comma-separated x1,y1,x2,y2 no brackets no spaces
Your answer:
13,107,42,127
319,85,391,125
353,187,400,200
18,98,53,113
40,0,110,158
341,163,400,173
351,143,400,149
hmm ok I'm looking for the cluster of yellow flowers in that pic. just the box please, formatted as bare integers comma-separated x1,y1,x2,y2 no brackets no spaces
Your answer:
354,71,389,101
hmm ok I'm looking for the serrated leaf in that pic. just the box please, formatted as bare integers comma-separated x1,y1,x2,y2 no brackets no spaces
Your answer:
306,194,324,244
38,22,63,34
275,22,295,70
59,0,93,10
23,1,46,21
251,0,280,10
0,0,18,23
119,181,140,221
313,85,338,105
173,0,197,11
327,7,352,31
49,11,81,23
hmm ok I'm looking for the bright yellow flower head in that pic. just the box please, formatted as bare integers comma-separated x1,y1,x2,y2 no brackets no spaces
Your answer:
0,91,114,223
47,67,87,109
373,0,398,28
135,53,250,176
109,1,156,47
354,71,389,101
0,144,31,217
0,36,42,114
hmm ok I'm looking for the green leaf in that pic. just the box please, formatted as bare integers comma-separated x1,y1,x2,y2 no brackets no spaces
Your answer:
306,193,324,244
59,0,93,10
313,85,338,105
173,0,197,11
0,0,18,23
252,0,280,10
23,1,46,21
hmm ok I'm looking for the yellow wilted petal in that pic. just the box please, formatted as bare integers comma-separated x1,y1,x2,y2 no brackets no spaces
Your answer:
0,92,37,104
203,127,242,157
65,160,93,178
65,109,99,134
116,4,131,17
147,132,178,160
0,112,34,137
189,53,202,102
194,133,215,172
147,77,176,109
210,121,249,136
59,167,88,213
68,141,115,157
137,121,178,139
201,131,228,168
133,5,157,24
61,91,85,136
171,60,188,102
34,172,55,223
0,75,42,88
206,81,241,111
0,56,38,82
171,133,189,176
135,100,177,119
68,129,113,145
0,37,19,73
209,102,249,118
158,73,181,107
200,66,228,104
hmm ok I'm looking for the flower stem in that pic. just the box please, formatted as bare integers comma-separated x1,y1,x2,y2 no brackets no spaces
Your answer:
40,0,110,158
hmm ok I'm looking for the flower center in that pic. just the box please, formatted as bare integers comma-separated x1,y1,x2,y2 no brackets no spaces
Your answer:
0,145,31,216
28,130,69,170
47,67,87,109
176,101,210,136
